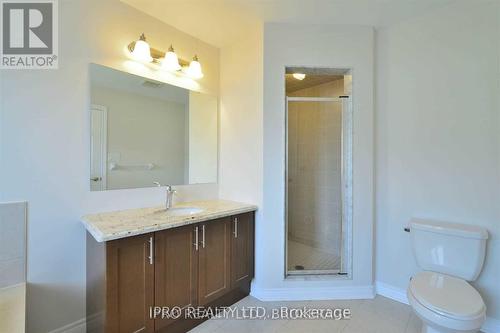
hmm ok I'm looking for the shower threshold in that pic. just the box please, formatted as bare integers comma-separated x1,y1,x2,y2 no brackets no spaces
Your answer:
287,269,341,276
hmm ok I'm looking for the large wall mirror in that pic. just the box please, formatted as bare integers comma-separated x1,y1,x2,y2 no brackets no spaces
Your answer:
89,64,218,191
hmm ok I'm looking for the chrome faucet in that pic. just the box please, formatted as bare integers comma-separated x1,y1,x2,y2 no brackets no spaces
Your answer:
153,182,176,210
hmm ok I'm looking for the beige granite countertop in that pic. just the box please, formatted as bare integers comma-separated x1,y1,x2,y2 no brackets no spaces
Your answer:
81,200,257,242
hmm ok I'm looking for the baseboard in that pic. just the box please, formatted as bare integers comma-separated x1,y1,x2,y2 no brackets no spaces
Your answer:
85,312,103,333
0,282,25,292
375,280,500,333
375,281,409,305
47,317,86,333
251,284,375,301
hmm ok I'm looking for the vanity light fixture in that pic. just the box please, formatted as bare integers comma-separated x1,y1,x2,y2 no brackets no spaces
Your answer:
129,33,153,63
184,55,204,79
293,73,306,80
127,35,204,80
161,45,181,71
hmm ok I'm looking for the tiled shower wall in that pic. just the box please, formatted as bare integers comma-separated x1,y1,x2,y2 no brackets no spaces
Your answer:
287,79,345,257
0,202,26,288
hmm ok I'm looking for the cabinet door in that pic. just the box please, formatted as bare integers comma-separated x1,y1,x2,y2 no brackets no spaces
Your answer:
198,218,231,305
154,225,199,331
230,212,255,288
106,233,154,333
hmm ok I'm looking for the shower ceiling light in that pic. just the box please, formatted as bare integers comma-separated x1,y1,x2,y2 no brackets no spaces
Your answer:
293,73,306,80
129,33,153,63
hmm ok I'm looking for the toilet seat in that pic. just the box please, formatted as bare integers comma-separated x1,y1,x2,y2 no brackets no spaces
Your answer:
408,271,486,331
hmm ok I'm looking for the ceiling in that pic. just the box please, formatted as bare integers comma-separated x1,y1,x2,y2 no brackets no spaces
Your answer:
121,0,456,47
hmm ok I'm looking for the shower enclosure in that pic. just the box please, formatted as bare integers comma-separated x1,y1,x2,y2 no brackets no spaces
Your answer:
285,68,352,277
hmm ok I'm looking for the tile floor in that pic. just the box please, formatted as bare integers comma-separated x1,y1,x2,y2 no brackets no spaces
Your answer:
288,240,341,272
189,295,423,333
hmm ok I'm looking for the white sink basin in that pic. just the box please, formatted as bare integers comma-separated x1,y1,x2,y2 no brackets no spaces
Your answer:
165,207,205,216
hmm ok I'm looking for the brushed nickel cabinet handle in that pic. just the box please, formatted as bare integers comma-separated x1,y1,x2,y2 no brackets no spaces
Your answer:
233,217,238,238
201,225,206,248
148,236,154,265
194,226,199,251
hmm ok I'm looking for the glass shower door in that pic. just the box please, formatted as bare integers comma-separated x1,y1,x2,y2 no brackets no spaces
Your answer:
285,97,352,276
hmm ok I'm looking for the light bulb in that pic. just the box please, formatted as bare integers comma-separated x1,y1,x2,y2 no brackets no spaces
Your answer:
293,73,306,80
161,45,181,71
130,33,153,63
184,55,204,79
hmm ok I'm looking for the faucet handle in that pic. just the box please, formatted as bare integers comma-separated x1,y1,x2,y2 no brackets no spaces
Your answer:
153,182,174,192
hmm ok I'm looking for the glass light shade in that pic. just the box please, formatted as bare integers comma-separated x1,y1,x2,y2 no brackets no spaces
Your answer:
293,73,306,80
161,50,181,71
131,38,153,63
185,56,204,79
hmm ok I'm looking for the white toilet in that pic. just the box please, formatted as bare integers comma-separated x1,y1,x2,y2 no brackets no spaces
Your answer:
408,218,489,333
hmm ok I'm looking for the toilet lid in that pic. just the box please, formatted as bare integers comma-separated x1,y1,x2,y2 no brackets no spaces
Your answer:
409,271,485,320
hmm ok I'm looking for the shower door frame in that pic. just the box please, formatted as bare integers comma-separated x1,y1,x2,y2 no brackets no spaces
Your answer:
284,96,353,278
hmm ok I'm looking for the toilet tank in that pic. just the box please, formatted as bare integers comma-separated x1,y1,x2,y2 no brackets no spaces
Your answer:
410,218,488,281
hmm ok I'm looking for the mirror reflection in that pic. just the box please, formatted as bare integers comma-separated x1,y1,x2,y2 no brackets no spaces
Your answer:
89,64,218,191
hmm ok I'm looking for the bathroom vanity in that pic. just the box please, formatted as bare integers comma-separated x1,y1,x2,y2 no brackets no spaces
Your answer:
82,200,256,333
84,64,248,332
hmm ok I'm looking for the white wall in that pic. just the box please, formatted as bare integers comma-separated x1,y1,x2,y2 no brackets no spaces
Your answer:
188,92,218,184
219,30,264,202
219,26,263,205
257,23,374,297
218,25,265,292
375,0,500,321
0,0,219,331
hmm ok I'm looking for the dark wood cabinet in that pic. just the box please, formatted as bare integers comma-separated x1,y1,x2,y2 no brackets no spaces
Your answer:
87,212,255,333
154,225,198,332
198,218,231,305
230,212,255,289
106,233,155,333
